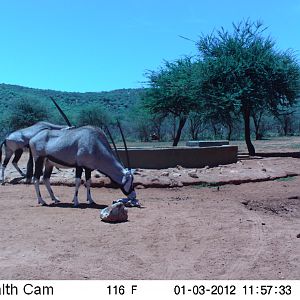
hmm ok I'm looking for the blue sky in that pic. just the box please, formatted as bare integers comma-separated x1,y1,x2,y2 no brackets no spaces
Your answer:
0,0,299,92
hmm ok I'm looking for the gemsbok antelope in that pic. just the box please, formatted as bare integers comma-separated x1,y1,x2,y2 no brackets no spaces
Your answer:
0,121,69,184
29,125,136,206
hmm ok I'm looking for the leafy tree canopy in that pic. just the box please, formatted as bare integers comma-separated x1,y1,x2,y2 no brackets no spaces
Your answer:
6,98,49,131
76,104,113,129
144,57,201,145
145,57,199,116
197,19,300,154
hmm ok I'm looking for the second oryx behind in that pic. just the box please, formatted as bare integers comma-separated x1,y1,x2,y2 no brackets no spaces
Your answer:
0,121,69,184
29,125,136,206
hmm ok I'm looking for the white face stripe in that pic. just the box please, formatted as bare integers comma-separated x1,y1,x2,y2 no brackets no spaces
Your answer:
122,172,134,194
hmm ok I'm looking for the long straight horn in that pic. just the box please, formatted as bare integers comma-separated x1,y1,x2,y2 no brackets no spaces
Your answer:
104,126,122,164
50,96,72,127
117,120,131,170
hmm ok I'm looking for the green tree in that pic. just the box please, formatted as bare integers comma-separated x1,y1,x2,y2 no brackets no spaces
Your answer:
252,107,268,140
144,57,200,146
131,105,166,142
275,110,296,136
197,20,300,155
76,104,112,129
7,98,49,131
188,111,208,140
129,104,153,142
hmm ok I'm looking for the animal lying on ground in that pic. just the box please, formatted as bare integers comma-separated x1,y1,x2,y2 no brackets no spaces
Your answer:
0,122,69,184
29,125,136,206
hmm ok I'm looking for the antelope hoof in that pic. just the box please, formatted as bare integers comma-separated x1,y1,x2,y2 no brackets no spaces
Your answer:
38,198,47,206
25,178,32,184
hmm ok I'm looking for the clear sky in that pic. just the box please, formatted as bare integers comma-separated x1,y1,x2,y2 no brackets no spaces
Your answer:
0,0,299,92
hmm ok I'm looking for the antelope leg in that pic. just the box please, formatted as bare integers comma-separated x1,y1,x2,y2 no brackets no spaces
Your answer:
12,149,25,177
73,167,83,207
43,161,59,203
0,148,13,184
25,147,34,183
0,166,5,184
85,168,94,204
33,157,46,205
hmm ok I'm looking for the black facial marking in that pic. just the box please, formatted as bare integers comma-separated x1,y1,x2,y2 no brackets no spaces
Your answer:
96,169,135,196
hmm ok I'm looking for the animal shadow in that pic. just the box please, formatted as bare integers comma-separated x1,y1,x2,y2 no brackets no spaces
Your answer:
9,177,25,184
48,202,107,209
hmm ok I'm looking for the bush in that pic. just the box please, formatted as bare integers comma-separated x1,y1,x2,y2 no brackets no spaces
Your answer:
76,104,112,129
6,98,49,131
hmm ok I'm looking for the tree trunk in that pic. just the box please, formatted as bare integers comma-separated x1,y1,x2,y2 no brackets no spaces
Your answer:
212,122,218,138
283,116,291,136
173,117,187,146
194,130,199,141
252,116,259,140
227,123,232,141
243,108,256,156
171,116,177,140
252,112,263,140
189,119,197,140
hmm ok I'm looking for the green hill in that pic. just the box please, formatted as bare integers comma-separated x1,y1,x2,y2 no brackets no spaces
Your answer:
0,83,144,125
1,83,299,142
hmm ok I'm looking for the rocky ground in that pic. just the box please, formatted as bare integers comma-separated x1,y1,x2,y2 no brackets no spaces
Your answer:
0,139,299,280
4,155,300,189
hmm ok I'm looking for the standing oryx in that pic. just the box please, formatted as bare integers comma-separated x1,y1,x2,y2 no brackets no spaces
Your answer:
29,125,136,206
0,121,69,184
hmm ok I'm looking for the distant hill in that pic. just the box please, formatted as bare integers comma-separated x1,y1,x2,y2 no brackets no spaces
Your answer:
1,83,299,142
0,83,145,124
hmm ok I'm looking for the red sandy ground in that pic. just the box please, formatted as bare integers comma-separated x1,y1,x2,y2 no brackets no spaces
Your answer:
0,139,299,280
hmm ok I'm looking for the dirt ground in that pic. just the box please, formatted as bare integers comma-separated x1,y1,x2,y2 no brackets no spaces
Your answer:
0,151,300,279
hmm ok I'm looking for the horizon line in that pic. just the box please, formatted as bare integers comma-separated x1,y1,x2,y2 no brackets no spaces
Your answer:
0,82,146,94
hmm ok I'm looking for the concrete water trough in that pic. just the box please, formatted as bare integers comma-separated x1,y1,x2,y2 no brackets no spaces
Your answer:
186,140,229,147
117,145,238,169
